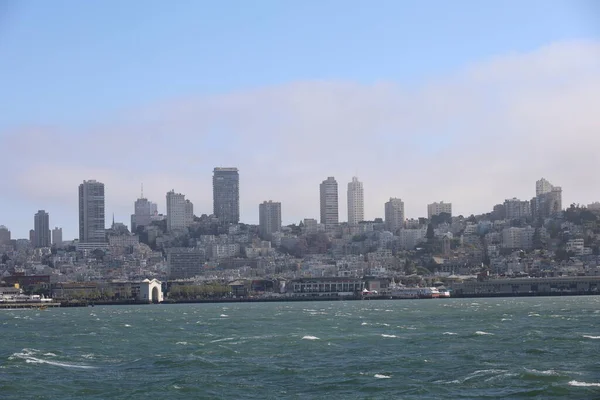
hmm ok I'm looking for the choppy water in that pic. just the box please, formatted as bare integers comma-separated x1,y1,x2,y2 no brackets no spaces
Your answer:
1,297,600,399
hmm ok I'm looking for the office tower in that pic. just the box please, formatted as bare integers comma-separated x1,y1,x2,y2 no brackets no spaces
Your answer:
167,248,205,279
0,225,11,245
166,190,192,232
131,188,158,232
259,201,282,238
79,180,106,243
427,201,452,219
33,210,51,248
536,178,554,196
320,177,339,227
347,177,364,225
213,167,240,224
385,198,405,232
504,198,532,219
52,227,63,246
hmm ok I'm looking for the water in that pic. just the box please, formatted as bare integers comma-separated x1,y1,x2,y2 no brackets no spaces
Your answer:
1,297,600,399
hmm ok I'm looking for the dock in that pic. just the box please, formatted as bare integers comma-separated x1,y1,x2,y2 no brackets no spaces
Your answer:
0,302,60,309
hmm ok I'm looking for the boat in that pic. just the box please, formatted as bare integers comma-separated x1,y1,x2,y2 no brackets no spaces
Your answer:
390,286,441,299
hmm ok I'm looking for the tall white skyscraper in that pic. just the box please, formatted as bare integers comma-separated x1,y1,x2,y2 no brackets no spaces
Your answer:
52,227,63,246
347,177,364,225
536,178,554,196
259,201,282,238
166,190,192,232
34,210,50,248
385,198,405,232
534,178,562,218
79,180,106,244
320,177,339,228
427,201,452,219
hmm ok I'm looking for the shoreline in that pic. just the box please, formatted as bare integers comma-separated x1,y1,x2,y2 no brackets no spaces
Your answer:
55,291,600,307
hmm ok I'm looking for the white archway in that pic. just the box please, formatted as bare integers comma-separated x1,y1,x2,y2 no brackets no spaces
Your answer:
138,279,163,303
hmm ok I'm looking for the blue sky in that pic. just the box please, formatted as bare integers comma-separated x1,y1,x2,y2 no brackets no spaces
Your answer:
1,0,599,239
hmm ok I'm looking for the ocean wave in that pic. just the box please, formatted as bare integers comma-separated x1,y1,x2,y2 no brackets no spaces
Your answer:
442,332,457,335
176,342,188,345
568,380,600,387
381,334,397,338
11,349,96,369
124,324,131,327
374,374,391,379
582,335,600,339
220,314,228,317
43,352,57,357
302,336,319,340
210,337,234,343
475,331,494,335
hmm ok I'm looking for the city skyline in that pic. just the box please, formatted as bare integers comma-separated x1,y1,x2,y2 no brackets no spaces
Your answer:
0,2,599,238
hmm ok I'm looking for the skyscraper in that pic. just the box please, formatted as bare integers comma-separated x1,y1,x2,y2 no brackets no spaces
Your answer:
0,225,11,245
34,210,50,248
259,201,282,238
347,177,364,225
213,167,240,224
536,178,554,196
131,187,158,232
52,227,63,246
535,178,562,218
166,190,192,232
79,180,106,243
320,177,339,227
385,198,405,232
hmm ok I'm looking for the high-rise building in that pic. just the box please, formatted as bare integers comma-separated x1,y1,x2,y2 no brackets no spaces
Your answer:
427,201,452,219
213,167,240,224
131,191,158,232
167,248,205,279
259,201,282,238
504,198,532,219
52,227,63,246
385,198,405,232
0,225,11,245
33,210,50,248
347,177,364,225
79,180,106,243
534,178,562,218
166,190,192,232
320,177,339,228
29,229,35,243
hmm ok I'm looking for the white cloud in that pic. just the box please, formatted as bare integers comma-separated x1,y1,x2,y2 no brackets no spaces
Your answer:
2,39,600,238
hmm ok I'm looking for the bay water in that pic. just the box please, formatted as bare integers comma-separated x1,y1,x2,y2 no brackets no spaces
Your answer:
1,296,600,399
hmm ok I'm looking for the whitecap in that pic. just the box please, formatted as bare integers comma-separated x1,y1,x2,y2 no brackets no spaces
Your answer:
501,318,512,321
210,337,234,343
12,351,96,369
568,380,600,387
173,385,182,390
582,335,600,339
220,314,228,317
43,353,57,357
302,336,319,340
475,331,494,335
176,342,188,345
443,332,457,335
124,324,131,327
381,334,397,338
374,374,391,379
361,322,369,326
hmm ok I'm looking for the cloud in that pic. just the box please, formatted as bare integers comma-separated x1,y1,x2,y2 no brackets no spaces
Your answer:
2,39,600,238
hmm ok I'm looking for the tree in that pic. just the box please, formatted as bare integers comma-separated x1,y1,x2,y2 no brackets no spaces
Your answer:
426,223,435,240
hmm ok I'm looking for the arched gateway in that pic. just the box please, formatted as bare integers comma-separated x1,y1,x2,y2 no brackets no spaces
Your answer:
138,279,163,303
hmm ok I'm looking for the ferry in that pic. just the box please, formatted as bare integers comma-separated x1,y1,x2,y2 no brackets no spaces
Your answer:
390,286,443,299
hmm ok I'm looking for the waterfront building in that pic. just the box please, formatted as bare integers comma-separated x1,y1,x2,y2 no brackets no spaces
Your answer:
79,180,106,244
427,201,452,219
259,200,282,239
51,227,62,246
33,210,50,248
347,177,364,225
167,248,205,279
213,167,240,224
166,190,193,232
384,198,405,232
320,177,339,228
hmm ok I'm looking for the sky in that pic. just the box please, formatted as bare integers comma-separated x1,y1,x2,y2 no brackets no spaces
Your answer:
1,0,599,240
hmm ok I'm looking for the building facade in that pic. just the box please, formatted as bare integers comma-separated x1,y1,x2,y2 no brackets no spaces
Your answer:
347,176,364,225
0,225,10,245
167,248,205,279
534,178,562,218
427,201,452,219
384,198,405,232
504,198,532,219
166,190,192,232
213,167,240,224
33,210,50,248
131,197,158,232
79,180,106,244
259,200,282,238
320,177,339,228
52,227,62,246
